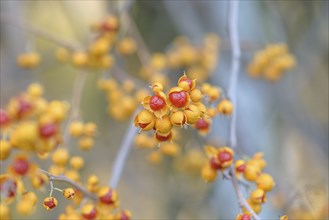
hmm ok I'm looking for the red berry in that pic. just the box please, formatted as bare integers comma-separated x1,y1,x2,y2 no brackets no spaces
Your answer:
169,91,188,108
149,95,165,111
236,164,246,172
82,208,97,220
0,109,10,127
241,214,251,220
43,197,57,210
119,212,130,220
99,189,115,204
13,158,29,175
218,151,232,163
39,123,57,138
17,99,33,117
195,118,209,130
210,157,222,170
155,132,172,142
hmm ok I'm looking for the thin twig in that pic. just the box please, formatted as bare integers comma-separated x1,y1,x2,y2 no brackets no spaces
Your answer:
61,70,88,147
39,169,97,201
122,12,151,66
227,1,261,220
108,108,141,189
0,14,81,51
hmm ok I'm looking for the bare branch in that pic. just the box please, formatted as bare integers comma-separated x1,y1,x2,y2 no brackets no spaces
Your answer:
108,108,140,189
39,169,97,201
227,1,261,220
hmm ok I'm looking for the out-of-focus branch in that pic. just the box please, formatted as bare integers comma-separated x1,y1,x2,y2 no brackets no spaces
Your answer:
39,169,97,201
108,108,140,189
226,1,261,220
61,70,88,147
122,12,151,66
0,14,81,50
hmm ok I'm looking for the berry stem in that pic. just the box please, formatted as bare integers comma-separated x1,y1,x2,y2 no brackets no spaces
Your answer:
226,1,261,220
39,169,97,201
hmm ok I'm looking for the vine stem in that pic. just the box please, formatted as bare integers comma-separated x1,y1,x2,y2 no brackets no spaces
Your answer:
226,1,261,220
39,169,97,201
108,108,140,189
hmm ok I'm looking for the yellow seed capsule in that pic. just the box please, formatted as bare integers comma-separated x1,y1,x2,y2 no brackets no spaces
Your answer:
243,164,260,181
52,148,69,166
280,215,288,220
250,188,266,204
247,199,262,214
151,82,164,93
65,170,80,182
47,101,68,122
83,122,97,137
17,52,41,69
10,121,38,151
70,156,84,170
122,80,135,93
43,196,58,211
160,142,180,157
69,121,84,137
16,199,34,215
207,87,220,102
22,192,37,206
0,204,10,219
63,188,75,199
71,52,88,68
155,116,172,134
201,83,211,94
0,140,11,160
135,89,150,103
190,89,202,102
217,99,233,115
27,83,43,98
147,151,163,164
88,175,99,185
89,38,110,56
184,104,200,124
55,47,69,62
100,55,114,69
201,165,217,182
79,137,94,150
48,165,65,175
134,110,155,131
207,108,217,118
256,173,275,192
151,53,167,70
81,204,97,219
170,111,187,126
117,37,137,55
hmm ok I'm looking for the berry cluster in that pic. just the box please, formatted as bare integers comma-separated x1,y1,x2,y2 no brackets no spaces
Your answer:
140,34,220,83
135,74,215,142
69,121,97,150
201,145,235,181
247,43,296,81
201,146,276,216
98,78,146,121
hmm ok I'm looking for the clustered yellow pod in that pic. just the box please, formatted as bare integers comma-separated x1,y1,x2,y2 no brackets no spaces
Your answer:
98,78,140,121
201,145,234,182
247,43,296,81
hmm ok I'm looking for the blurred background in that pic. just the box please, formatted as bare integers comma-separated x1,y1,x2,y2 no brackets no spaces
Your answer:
0,0,328,219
